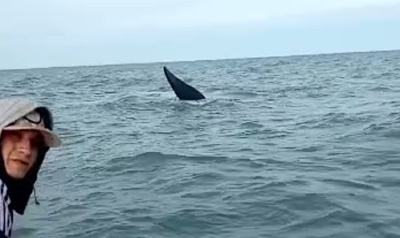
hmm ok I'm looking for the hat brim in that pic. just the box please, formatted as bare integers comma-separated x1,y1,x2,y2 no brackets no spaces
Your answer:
2,126,61,148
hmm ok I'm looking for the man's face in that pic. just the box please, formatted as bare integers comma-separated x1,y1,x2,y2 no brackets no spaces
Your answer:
1,130,43,179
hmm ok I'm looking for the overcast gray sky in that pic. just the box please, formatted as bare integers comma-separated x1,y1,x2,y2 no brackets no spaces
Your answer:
1,0,400,69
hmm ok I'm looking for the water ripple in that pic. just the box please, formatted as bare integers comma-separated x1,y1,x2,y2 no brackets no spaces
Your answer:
2,50,400,238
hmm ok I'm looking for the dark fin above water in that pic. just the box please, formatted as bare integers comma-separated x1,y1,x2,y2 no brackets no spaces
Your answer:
163,66,206,100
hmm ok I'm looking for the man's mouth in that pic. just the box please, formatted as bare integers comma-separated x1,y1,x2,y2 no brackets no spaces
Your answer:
11,159,29,166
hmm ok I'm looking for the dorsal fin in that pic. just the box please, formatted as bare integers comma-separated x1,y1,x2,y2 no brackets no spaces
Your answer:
163,66,205,100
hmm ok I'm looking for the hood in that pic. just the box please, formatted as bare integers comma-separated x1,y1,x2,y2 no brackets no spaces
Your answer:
0,98,57,214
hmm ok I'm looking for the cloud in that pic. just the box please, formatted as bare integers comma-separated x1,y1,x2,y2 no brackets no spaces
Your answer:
145,0,400,27
2,0,399,33
1,0,400,69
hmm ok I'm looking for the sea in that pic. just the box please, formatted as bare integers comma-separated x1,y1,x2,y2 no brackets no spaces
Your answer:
1,50,400,238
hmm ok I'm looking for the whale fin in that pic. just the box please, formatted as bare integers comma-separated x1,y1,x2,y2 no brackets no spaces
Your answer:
163,66,206,100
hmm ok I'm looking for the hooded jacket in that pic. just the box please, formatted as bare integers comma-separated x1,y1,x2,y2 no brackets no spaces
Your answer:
0,98,59,237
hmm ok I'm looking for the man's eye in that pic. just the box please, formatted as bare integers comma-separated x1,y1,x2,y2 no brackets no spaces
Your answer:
30,139,39,147
31,135,44,148
7,132,22,140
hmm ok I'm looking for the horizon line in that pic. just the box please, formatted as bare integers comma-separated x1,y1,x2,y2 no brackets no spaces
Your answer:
1,47,399,72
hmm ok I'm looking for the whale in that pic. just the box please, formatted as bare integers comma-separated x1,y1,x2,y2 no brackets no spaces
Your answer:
163,66,206,100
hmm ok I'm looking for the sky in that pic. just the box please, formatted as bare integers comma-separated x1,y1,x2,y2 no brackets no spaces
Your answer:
1,0,400,70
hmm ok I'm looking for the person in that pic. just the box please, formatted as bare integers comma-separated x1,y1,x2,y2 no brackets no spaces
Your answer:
0,97,61,237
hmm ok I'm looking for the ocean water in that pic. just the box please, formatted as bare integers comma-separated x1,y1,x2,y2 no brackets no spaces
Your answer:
1,50,400,238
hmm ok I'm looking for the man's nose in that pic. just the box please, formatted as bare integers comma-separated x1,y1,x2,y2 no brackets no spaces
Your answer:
17,138,32,155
